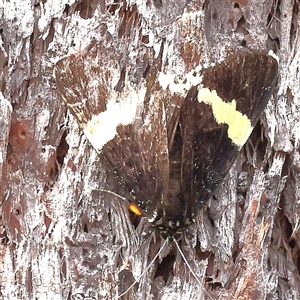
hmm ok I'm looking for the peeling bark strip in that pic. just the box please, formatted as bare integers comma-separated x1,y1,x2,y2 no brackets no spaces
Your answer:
0,96,12,183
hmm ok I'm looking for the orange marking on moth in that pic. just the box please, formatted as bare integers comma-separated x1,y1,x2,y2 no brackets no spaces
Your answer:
128,203,142,216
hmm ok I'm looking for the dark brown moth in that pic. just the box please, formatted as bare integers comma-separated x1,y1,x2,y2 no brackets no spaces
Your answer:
55,47,278,239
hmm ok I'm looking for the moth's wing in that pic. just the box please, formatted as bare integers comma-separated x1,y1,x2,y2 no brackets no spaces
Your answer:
55,49,109,127
101,98,172,219
55,49,173,219
179,53,278,219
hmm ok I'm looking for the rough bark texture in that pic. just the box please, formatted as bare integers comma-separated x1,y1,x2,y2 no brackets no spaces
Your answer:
0,0,299,299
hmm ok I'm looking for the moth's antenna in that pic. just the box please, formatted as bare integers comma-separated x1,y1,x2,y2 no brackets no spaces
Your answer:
100,189,212,298
98,189,128,202
118,238,168,298
173,239,214,300
100,188,160,296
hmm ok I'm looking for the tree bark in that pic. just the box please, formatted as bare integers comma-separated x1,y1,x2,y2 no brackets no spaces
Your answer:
0,0,299,299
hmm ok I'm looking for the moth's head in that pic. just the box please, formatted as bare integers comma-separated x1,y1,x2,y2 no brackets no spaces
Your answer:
154,216,194,241
128,198,195,240
158,227,183,241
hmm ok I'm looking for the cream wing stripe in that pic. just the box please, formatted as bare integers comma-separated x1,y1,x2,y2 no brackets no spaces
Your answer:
83,87,146,152
197,88,253,147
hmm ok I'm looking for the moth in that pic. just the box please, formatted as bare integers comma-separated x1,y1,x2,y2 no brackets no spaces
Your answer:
54,46,278,240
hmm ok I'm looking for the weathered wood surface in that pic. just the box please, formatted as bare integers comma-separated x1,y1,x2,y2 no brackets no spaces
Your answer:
0,0,299,299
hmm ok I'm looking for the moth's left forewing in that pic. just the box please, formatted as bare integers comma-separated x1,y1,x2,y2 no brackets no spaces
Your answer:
202,53,278,125
180,52,278,219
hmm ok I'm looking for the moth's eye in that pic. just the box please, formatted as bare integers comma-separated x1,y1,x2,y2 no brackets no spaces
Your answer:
130,189,136,196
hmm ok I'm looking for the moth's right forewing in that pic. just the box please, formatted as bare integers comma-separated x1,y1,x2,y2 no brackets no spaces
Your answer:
54,48,180,220
55,50,109,126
